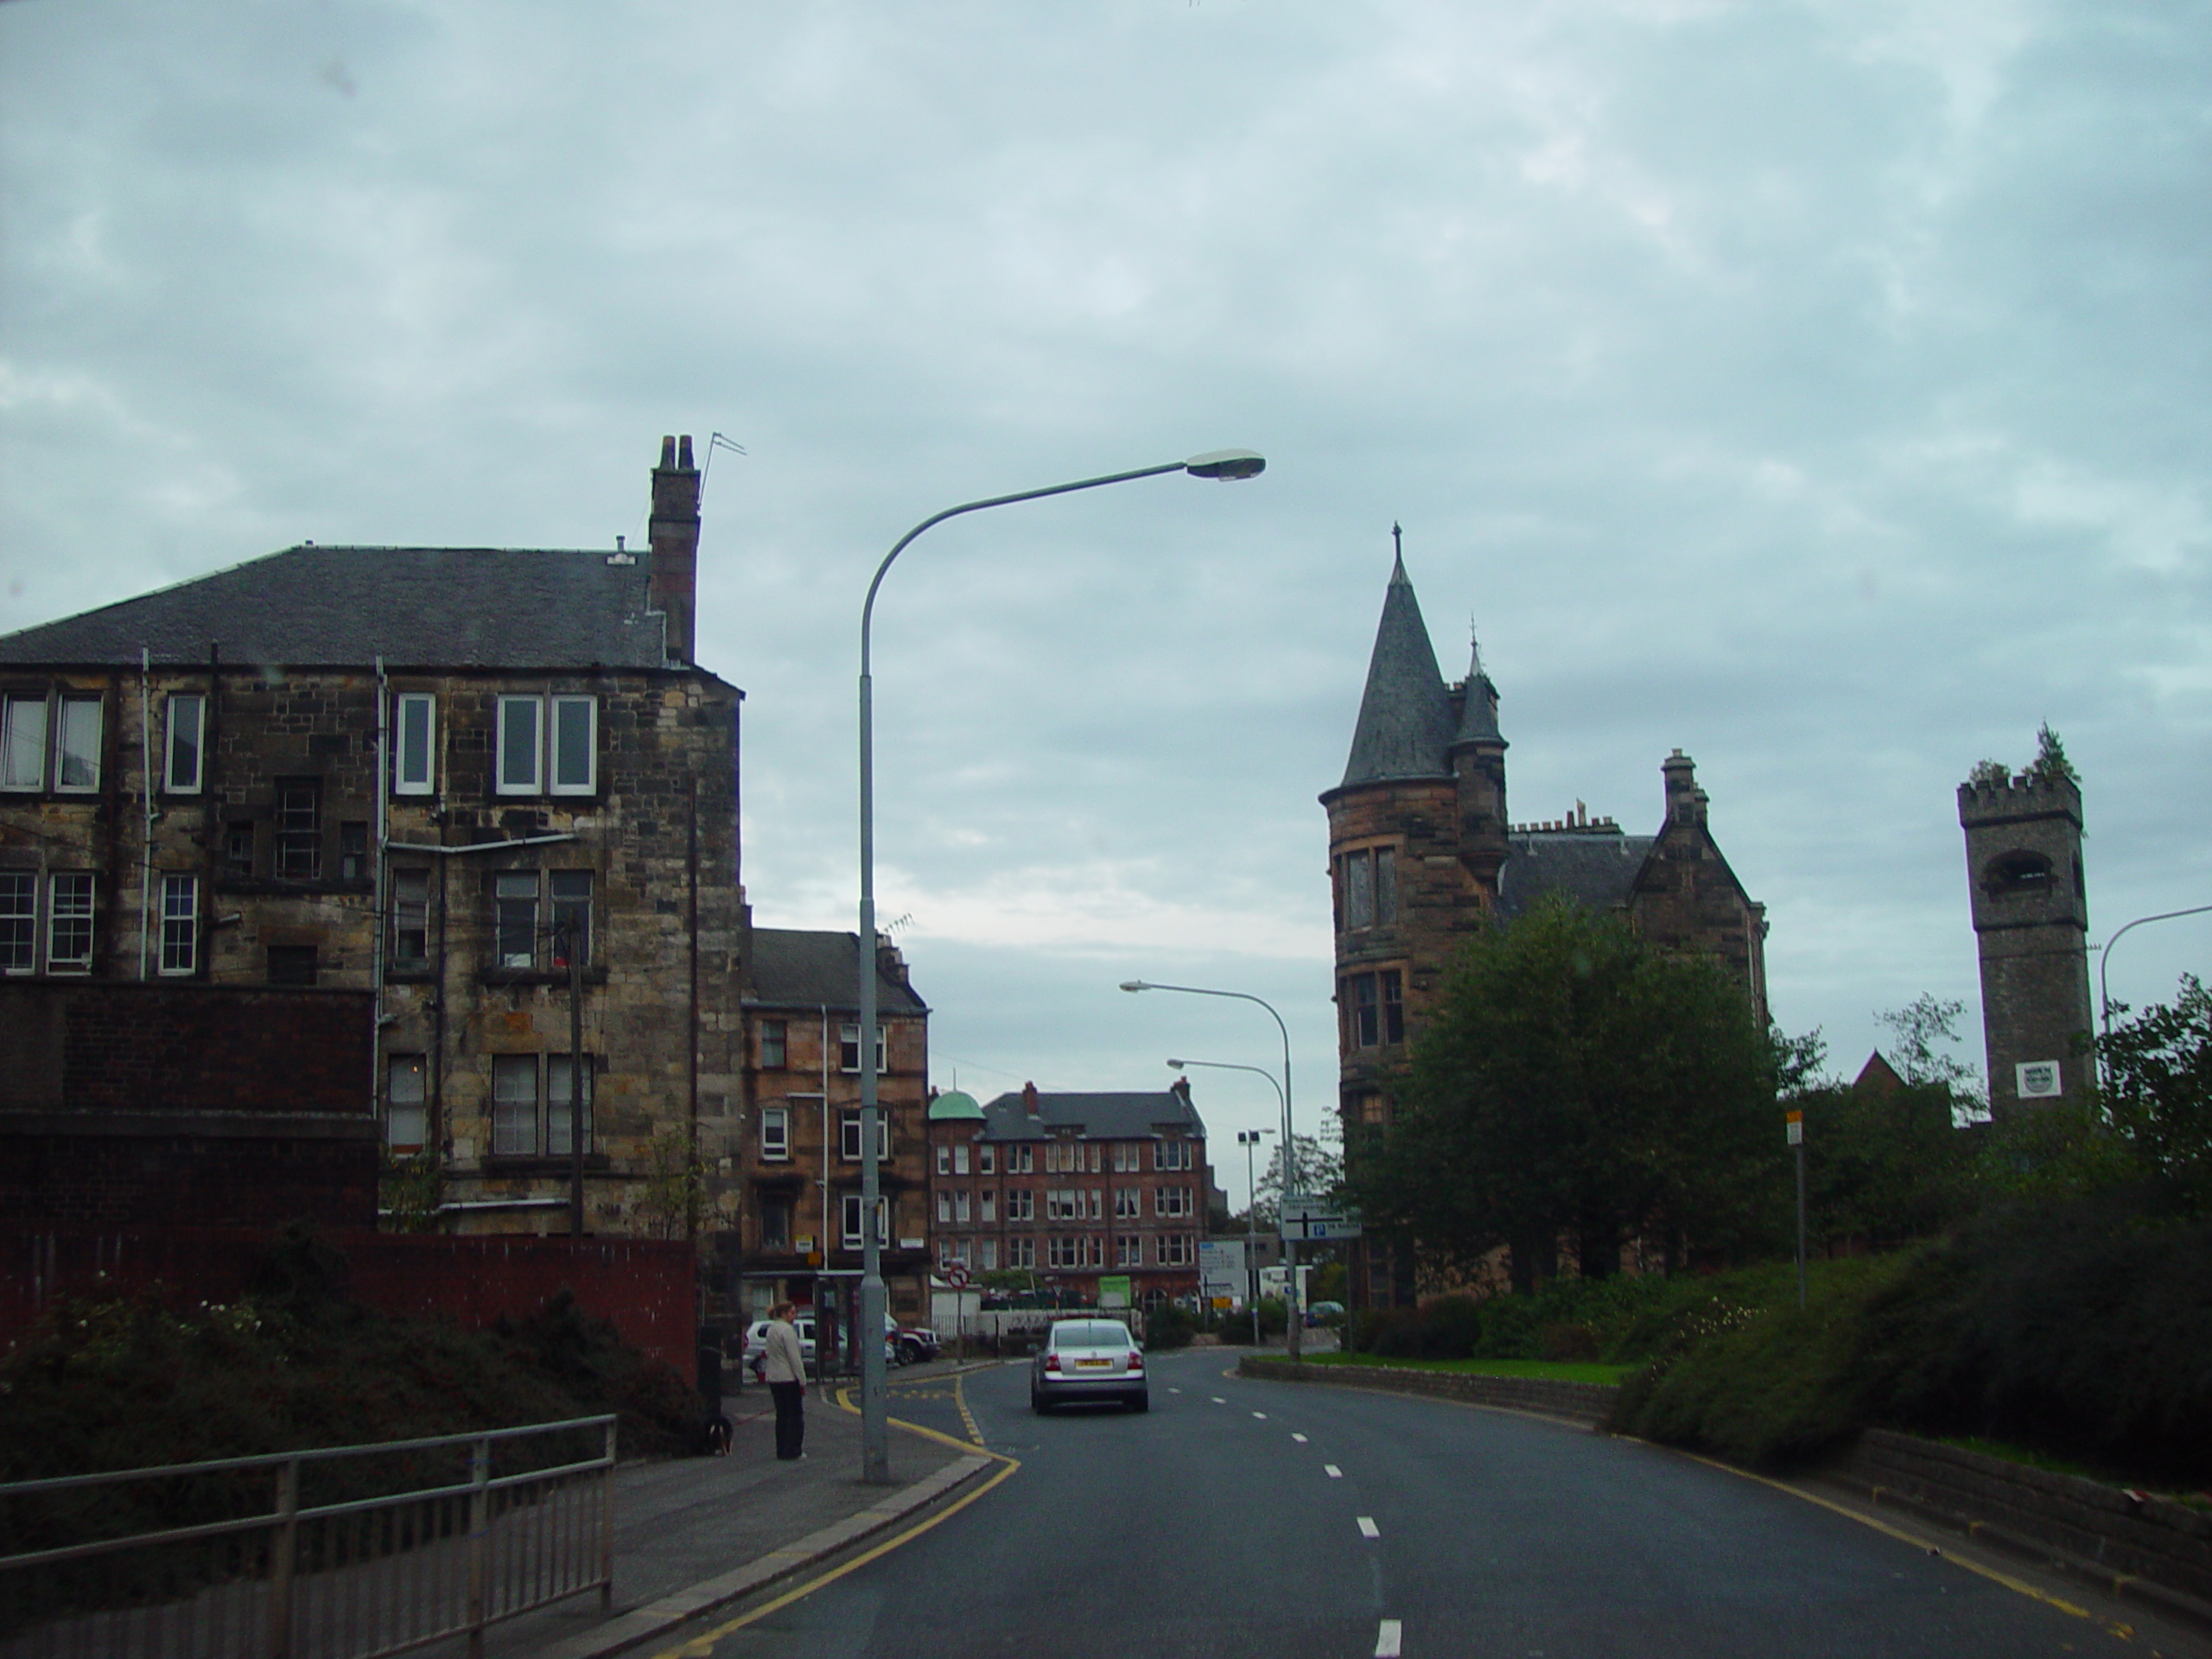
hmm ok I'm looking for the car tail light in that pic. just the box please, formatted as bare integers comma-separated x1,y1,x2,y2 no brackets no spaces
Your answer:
1045,1353,1060,1372
1128,1351,1143,1371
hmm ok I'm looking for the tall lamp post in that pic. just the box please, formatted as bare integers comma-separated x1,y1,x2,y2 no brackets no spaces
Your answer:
1166,1058,1281,1349
1122,980,1301,1357
2098,903,2212,1077
856,450,1266,1484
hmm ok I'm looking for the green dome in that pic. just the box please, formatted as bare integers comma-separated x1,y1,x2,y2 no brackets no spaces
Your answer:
927,1090,984,1122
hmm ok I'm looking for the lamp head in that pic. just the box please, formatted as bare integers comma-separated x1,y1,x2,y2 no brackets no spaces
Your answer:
1183,449,1266,480
1120,980,1150,993
1166,1058,1186,1070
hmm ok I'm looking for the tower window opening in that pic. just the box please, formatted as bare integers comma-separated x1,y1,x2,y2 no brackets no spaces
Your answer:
1984,850,2053,895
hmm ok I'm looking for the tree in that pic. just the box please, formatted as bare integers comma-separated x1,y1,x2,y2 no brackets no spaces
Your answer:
1346,894,1781,1292
1874,994,1986,1122
2096,974,2212,1211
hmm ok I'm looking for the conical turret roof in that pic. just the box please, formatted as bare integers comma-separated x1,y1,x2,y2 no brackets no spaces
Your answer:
1452,633,1503,747
1340,552,1454,788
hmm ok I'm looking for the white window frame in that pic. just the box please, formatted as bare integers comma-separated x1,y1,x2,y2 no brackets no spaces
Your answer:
495,696,543,795
1,696,47,791
546,1058,594,1157
978,1238,998,1270
1156,1185,1192,1218
954,1191,970,1224
0,871,33,973
1114,1188,1141,1219
953,1144,969,1175
1005,1189,1033,1222
550,696,597,795
760,1104,790,1160
839,1109,887,1162
1009,1145,1033,1173
391,868,430,969
47,873,93,973
494,872,538,969
979,1145,995,1175
840,1194,887,1250
838,1021,887,1074
934,1145,950,1176
164,694,205,795
1007,1236,1035,1269
936,1191,951,1224
979,1190,996,1223
387,1053,427,1154
491,1053,539,1156
1155,1141,1193,1172
54,696,102,794
158,874,198,976
393,693,436,796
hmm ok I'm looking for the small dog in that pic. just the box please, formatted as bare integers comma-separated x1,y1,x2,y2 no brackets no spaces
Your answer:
702,1413,734,1456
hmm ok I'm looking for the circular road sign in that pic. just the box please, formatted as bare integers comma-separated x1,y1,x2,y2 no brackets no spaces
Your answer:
945,1267,971,1288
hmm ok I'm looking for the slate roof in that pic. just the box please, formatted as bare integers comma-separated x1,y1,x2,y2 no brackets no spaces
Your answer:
1338,554,1456,788
974,1089,1205,1143
1452,638,1503,747
1495,830,1656,921
0,546,671,671
743,928,929,1016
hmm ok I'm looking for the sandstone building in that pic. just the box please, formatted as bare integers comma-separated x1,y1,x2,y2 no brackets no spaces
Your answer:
734,924,936,1326
0,437,747,1250
1321,549,1770,1307
923,1079,1212,1310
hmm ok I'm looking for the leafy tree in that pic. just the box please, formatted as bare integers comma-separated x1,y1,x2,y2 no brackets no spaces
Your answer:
2095,975,2212,1211
1874,994,1986,1122
1346,894,1782,1291
2029,722,2078,785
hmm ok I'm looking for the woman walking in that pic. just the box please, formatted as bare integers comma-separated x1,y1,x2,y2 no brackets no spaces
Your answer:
761,1301,808,1461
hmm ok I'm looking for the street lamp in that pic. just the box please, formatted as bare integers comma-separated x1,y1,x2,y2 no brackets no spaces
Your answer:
855,451,1265,1484
2098,903,2212,1074
1167,1058,1281,1351
1122,979,1301,1357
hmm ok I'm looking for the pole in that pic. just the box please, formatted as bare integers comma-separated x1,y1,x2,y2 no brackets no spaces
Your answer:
2097,902,2212,1083
568,922,585,1237
859,457,1251,1485
1124,982,1299,1355
1795,1138,1807,1310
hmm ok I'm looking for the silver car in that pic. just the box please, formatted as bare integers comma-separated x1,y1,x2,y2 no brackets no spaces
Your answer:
1030,1318,1147,1413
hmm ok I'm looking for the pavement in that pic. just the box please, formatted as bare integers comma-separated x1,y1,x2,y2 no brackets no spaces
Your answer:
448,1357,1004,1659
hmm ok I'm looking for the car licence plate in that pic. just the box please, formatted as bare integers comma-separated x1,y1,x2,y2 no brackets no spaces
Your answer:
1076,1358,1112,1370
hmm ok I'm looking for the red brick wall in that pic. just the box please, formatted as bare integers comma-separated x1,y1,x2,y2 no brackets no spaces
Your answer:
0,1228,697,1384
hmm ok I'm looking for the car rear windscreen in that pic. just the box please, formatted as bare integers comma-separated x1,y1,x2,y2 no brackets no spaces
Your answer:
1053,1321,1130,1348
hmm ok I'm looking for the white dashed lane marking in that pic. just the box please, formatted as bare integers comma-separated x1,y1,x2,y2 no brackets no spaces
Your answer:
1375,1618,1403,1657
1251,1411,1268,1420
1168,1388,1182,1395
1325,1465,1344,1478
1357,1516,1381,1540
1211,1396,1227,1404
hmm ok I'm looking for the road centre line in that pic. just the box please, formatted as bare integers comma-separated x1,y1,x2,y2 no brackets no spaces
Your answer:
1325,1465,1343,1478
1251,1411,1268,1419
1211,1395,1227,1404
1292,1433,1308,1442
1375,1618,1403,1657
1357,1516,1381,1539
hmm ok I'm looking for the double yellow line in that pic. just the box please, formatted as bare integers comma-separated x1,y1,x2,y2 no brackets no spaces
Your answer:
650,1371,1016,1658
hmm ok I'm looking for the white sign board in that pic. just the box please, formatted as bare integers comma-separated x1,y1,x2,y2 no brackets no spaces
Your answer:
1198,1239,1246,1301
2016,1060,2063,1099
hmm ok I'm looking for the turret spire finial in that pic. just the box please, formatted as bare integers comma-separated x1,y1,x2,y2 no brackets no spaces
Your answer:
1392,521,1402,562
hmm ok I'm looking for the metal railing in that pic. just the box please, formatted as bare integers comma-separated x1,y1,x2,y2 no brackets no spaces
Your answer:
0,1414,616,1659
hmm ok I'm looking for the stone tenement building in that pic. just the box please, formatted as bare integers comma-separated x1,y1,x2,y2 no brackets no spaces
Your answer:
0,436,747,1252
1320,550,1770,1308
734,925,935,1326
923,1079,1212,1310
1958,767,2094,1116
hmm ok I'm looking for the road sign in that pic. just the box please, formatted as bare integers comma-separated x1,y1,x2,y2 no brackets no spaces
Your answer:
1785,1109,1803,1147
1098,1274,1132,1309
945,1266,970,1289
1286,1215,1361,1241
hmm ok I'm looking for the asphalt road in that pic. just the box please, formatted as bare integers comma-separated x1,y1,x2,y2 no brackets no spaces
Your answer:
652,1351,2185,1659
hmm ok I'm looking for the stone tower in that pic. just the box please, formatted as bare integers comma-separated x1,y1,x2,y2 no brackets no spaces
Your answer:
1958,768,2094,1116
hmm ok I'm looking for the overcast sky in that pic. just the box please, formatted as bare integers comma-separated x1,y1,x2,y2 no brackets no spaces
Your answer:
4,2,2207,1205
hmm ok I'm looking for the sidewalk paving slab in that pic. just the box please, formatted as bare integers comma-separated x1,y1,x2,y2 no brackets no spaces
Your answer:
434,1364,1000,1659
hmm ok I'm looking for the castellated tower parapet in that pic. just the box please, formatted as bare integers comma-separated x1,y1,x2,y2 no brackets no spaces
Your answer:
1958,769,2093,1116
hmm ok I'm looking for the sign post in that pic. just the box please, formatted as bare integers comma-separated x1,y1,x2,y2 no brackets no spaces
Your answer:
1785,1109,1806,1308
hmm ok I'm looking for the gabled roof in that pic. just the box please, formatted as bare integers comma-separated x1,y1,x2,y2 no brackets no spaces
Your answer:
743,928,929,1016
973,1089,1205,1143
1338,554,1455,788
1496,830,1657,920
0,546,672,671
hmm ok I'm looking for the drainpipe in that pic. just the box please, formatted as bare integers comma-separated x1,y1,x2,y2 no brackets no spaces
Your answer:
374,658,388,1154
138,647,152,980
821,1007,832,1287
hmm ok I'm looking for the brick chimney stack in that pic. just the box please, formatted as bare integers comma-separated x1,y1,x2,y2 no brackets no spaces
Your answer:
1022,1082,1040,1118
649,434,701,664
